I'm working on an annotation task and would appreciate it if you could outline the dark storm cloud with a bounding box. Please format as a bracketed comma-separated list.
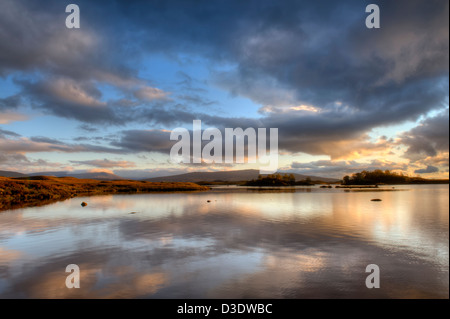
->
[399, 110, 449, 160]
[0, 0, 138, 82]
[0, 0, 172, 125]
[190, 111, 390, 158]
[108, 107, 401, 160]
[0, 0, 448, 160]
[93, 0, 447, 157]
[17, 78, 120, 124]
[414, 165, 439, 174]
[111, 126, 267, 160]
[111, 130, 175, 153]
[0, 95, 22, 111]
[16, 77, 191, 125]
[213, 0, 449, 114]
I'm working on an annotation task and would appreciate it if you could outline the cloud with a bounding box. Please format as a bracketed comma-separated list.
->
[0, 153, 28, 164]
[71, 159, 136, 168]
[0, 131, 130, 172]
[0, 128, 21, 138]
[109, 113, 392, 161]
[2, 0, 447, 127]
[133, 87, 170, 101]
[0, 0, 448, 175]
[399, 109, 449, 161]
[29, 136, 66, 145]
[0, 112, 28, 124]
[112, 130, 175, 153]
[194, 110, 394, 159]
[18, 77, 118, 124]
[418, 153, 449, 168]
[414, 165, 439, 174]
[0, 0, 174, 125]
[0, 0, 139, 83]
[0, 133, 124, 155]
[0, 152, 65, 172]
[77, 124, 99, 133]
[0, 95, 22, 111]
[16, 76, 181, 125]
[290, 159, 408, 178]
[86, 168, 115, 175]
[206, 0, 449, 136]
[111, 168, 185, 180]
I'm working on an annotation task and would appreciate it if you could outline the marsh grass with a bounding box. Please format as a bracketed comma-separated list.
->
[0, 176, 209, 211]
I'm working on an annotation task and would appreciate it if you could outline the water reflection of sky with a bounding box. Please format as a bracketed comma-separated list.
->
[0, 185, 448, 298]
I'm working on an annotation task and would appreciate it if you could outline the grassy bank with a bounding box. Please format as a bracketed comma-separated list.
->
[0, 176, 209, 211]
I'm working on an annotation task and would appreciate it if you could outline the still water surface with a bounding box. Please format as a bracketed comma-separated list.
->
[0, 185, 448, 298]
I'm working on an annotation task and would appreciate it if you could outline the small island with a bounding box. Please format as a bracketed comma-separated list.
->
[241, 170, 449, 187]
[243, 173, 315, 186]
[342, 170, 449, 185]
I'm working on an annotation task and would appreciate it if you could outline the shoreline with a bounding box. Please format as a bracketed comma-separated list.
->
[1, 176, 447, 212]
[0, 176, 209, 212]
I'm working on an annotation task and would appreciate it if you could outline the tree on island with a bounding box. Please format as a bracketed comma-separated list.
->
[341, 169, 447, 185]
[244, 173, 313, 186]
[342, 170, 409, 185]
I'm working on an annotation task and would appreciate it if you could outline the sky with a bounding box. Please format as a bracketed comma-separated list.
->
[0, 0, 448, 179]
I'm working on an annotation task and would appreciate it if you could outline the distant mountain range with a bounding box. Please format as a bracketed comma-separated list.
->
[0, 169, 339, 183]
[0, 170, 124, 181]
[0, 170, 27, 178]
[144, 169, 339, 183]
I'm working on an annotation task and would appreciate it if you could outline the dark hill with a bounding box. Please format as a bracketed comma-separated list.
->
[144, 169, 339, 183]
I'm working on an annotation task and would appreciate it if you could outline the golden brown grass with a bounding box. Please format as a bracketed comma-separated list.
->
[0, 176, 209, 211]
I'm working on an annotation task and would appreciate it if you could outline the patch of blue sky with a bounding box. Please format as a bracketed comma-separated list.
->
[96, 82, 124, 102]
[138, 53, 262, 119]
[0, 76, 20, 97]
[5, 115, 86, 140]
[368, 121, 418, 142]
[424, 105, 449, 119]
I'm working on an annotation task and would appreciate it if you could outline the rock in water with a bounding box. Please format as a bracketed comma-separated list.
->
[81, 202, 88, 207]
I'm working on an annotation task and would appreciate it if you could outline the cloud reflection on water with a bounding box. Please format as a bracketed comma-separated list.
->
[0, 185, 448, 298]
